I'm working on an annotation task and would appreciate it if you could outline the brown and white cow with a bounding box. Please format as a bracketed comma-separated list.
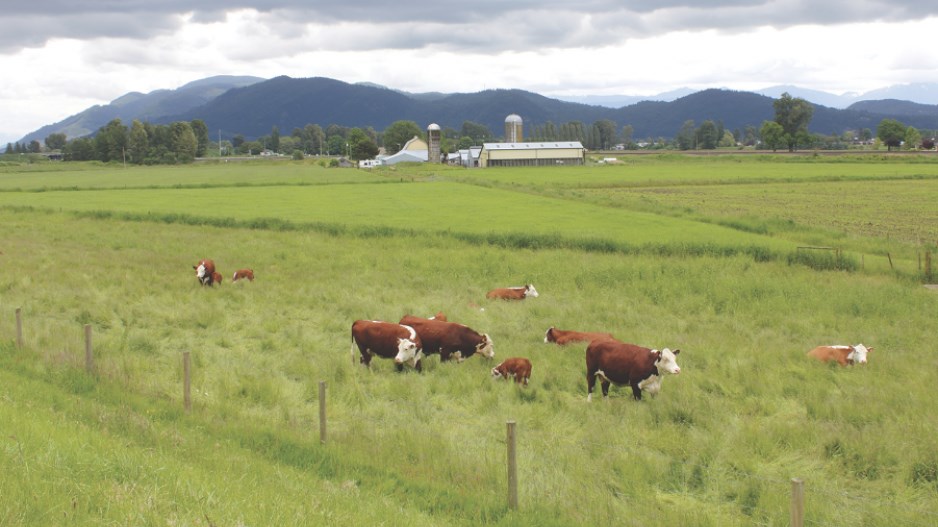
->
[232, 268, 254, 282]
[807, 344, 872, 366]
[544, 327, 615, 346]
[586, 339, 681, 401]
[211, 271, 223, 285]
[399, 315, 494, 362]
[351, 320, 423, 372]
[486, 284, 539, 300]
[193, 259, 216, 286]
[491, 357, 532, 386]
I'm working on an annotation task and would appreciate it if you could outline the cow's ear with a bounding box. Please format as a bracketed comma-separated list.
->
[867, 347, 873, 353]
[673, 349, 680, 355]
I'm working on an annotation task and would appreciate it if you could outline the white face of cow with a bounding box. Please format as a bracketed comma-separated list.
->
[476, 334, 495, 359]
[525, 284, 539, 298]
[850, 344, 871, 364]
[394, 338, 421, 366]
[196, 264, 207, 279]
[655, 348, 681, 375]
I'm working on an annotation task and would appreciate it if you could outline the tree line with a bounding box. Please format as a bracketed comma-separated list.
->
[7, 94, 937, 164]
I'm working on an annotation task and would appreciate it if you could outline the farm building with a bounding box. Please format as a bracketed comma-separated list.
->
[478, 142, 586, 167]
[359, 135, 428, 168]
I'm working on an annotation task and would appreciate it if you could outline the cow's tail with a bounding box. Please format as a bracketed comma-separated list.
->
[350, 333, 357, 366]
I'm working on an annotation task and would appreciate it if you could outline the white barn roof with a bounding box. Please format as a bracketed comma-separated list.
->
[482, 141, 584, 150]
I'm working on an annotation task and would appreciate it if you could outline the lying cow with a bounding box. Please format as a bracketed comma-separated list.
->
[351, 320, 423, 372]
[232, 268, 254, 282]
[486, 284, 539, 300]
[193, 259, 216, 286]
[491, 357, 532, 386]
[586, 339, 681, 401]
[544, 327, 614, 346]
[807, 344, 872, 366]
[399, 315, 494, 362]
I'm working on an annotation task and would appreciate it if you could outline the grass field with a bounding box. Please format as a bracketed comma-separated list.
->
[1, 154, 936, 526]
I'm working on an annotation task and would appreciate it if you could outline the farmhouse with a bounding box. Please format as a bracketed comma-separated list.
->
[478, 141, 586, 167]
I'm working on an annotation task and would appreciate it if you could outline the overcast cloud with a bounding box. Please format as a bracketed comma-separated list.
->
[3, 1, 938, 143]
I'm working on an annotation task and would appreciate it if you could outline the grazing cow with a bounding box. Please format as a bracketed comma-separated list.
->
[491, 357, 532, 386]
[486, 284, 539, 300]
[399, 315, 494, 362]
[807, 344, 872, 366]
[544, 327, 615, 346]
[351, 320, 423, 372]
[586, 339, 681, 401]
[193, 259, 215, 286]
[232, 268, 255, 282]
[211, 271, 223, 285]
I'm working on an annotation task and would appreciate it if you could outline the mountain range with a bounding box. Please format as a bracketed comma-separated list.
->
[18, 76, 938, 144]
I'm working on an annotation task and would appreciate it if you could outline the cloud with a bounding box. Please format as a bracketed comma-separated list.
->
[4, 1, 938, 54]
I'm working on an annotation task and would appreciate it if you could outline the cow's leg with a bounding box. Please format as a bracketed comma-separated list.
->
[415, 359, 422, 373]
[395, 362, 404, 373]
[600, 379, 611, 399]
[586, 371, 596, 401]
[360, 350, 372, 367]
[630, 382, 643, 400]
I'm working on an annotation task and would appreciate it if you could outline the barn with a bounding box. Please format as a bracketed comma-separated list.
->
[478, 141, 586, 168]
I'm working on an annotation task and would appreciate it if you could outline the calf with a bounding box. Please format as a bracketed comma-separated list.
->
[491, 357, 532, 386]
[351, 320, 423, 372]
[486, 284, 539, 300]
[193, 259, 215, 286]
[211, 271, 223, 285]
[586, 339, 681, 401]
[399, 315, 494, 362]
[232, 268, 254, 282]
[544, 327, 614, 346]
[807, 344, 872, 366]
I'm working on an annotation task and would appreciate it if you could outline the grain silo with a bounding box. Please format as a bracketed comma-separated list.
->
[505, 114, 523, 142]
[427, 123, 441, 163]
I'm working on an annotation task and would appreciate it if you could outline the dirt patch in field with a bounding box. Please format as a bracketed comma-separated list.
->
[925, 284, 938, 291]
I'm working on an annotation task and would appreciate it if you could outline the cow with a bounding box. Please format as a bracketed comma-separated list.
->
[807, 344, 872, 366]
[351, 320, 423, 372]
[486, 284, 539, 300]
[211, 271, 223, 285]
[429, 311, 447, 321]
[398, 315, 494, 363]
[232, 268, 254, 282]
[491, 357, 532, 386]
[544, 327, 615, 346]
[586, 339, 681, 401]
[193, 259, 215, 286]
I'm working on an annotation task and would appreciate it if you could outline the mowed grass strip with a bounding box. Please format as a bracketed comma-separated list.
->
[0, 180, 795, 250]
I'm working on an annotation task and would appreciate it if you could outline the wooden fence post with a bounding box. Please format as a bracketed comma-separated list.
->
[319, 380, 327, 445]
[887, 252, 894, 270]
[183, 351, 191, 411]
[790, 478, 804, 527]
[507, 420, 518, 510]
[84, 324, 95, 374]
[926, 251, 933, 283]
[15, 308, 23, 349]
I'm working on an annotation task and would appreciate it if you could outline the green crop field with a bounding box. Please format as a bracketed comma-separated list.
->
[1, 155, 936, 526]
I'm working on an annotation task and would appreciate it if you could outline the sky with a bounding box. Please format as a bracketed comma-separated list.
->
[3, 1, 938, 144]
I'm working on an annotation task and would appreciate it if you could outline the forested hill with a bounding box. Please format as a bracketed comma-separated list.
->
[21, 75, 938, 143]
[165, 77, 938, 140]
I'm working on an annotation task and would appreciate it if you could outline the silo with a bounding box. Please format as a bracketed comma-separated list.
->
[505, 114, 523, 143]
[427, 123, 441, 163]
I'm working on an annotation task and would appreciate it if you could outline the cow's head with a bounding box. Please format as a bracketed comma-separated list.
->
[476, 334, 495, 359]
[194, 263, 207, 279]
[491, 364, 505, 379]
[654, 348, 681, 375]
[524, 284, 539, 298]
[543, 327, 555, 343]
[394, 338, 422, 367]
[849, 344, 872, 365]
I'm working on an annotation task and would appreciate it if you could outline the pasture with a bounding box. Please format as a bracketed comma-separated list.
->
[1, 155, 937, 526]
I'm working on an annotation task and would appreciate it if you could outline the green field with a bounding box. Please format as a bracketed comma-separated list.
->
[1, 155, 936, 526]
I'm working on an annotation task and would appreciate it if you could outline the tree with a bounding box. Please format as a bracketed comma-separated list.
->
[4, 143, 12, 154]
[190, 119, 209, 157]
[904, 126, 922, 150]
[759, 121, 785, 152]
[460, 121, 492, 144]
[128, 120, 149, 164]
[170, 121, 198, 163]
[44, 133, 67, 151]
[28, 140, 41, 153]
[773, 92, 814, 152]
[348, 127, 378, 160]
[304, 124, 325, 155]
[593, 119, 618, 150]
[676, 120, 696, 150]
[620, 125, 634, 147]
[695, 120, 720, 149]
[95, 118, 128, 162]
[876, 118, 906, 151]
[268, 126, 281, 153]
[383, 120, 423, 153]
